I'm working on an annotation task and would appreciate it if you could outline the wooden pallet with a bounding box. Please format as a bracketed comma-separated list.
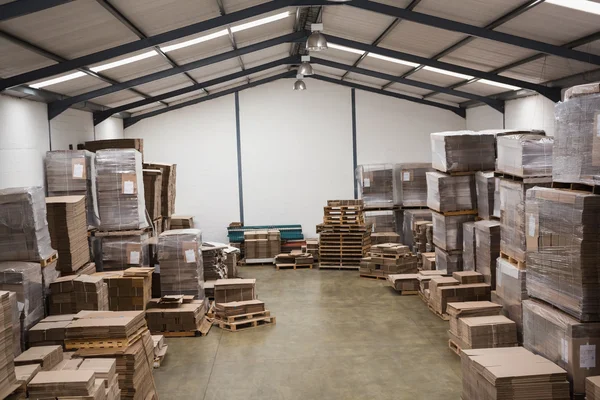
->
[399, 205, 428, 210]
[319, 264, 360, 270]
[394, 290, 419, 296]
[359, 273, 387, 280]
[431, 209, 479, 216]
[494, 171, 552, 184]
[40, 251, 58, 267]
[552, 181, 600, 194]
[92, 228, 151, 237]
[448, 339, 461, 356]
[418, 291, 428, 304]
[427, 304, 450, 321]
[65, 327, 146, 350]
[216, 310, 271, 323]
[217, 315, 276, 332]
[500, 251, 525, 269]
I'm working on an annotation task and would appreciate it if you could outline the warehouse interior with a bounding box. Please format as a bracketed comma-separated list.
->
[0, 0, 600, 399]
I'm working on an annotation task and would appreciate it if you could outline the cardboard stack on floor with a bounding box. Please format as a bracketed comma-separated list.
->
[146, 296, 208, 336]
[412, 219, 433, 267]
[45, 150, 100, 229]
[94, 149, 150, 273]
[362, 243, 417, 279]
[416, 270, 446, 303]
[370, 232, 400, 245]
[306, 238, 319, 262]
[94, 267, 153, 311]
[46, 196, 91, 275]
[356, 164, 400, 234]
[428, 272, 491, 319]
[143, 163, 176, 232]
[274, 249, 313, 270]
[48, 275, 109, 315]
[213, 279, 275, 332]
[201, 243, 228, 280]
[0, 290, 19, 398]
[66, 310, 156, 400]
[169, 215, 192, 230]
[244, 230, 280, 263]
[318, 200, 370, 269]
[402, 209, 432, 253]
[223, 246, 240, 278]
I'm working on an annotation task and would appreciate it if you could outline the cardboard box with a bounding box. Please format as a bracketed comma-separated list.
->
[144, 163, 176, 218]
[432, 211, 476, 252]
[431, 131, 496, 173]
[214, 279, 256, 304]
[497, 134, 553, 178]
[426, 171, 477, 213]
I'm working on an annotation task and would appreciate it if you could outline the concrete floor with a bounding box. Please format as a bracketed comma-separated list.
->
[154, 266, 462, 400]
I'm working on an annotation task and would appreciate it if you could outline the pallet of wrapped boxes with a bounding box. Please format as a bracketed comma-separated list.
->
[317, 200, 371, 270]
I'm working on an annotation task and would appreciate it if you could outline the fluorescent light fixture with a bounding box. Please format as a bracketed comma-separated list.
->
[231, 11, 290, 33]
[328, 42, 365, 55]
[546, 0, 600, 15]
[161, 29, 229, 53]
[91, 51, 158, 72]
[368, 53, 419, 68]
[422, 66, 473, 80]
[477, 79, 521, 91]
[30, 71, 87, 89]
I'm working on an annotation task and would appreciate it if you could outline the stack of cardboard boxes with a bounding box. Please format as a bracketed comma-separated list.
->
[94, 267, 154, 311]
[244, 230, 280, 262]
[360, 243, 417, 278]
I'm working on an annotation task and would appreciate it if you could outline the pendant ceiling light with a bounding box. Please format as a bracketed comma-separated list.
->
[293, 74, 306, 91]
[306, 23, 327, 51]
[297, 55, 313, 76]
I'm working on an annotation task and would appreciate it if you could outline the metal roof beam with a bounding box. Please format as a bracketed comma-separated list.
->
[323, 35, 560, 102]
[311, 74, 466, 118]
[0, 30, 167, 107]
[0, 0, 74, 22]
[95, 0, 201, 89]
[385, 0, 546, 85]
[0, 0, 340, 91]
[350, 0, 600, 66]
[311, 57, 504, 112]
[124, 71, 296, 128]
[423, 29, 600, 100]
[215, 0, 250, 84]
[48, 31, 308, 120]
[93, 56, 299, 125]
[340, 0, 422, 81]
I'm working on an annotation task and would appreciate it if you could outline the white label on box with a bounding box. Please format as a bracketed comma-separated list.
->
[502, 263, 520, 279]
[185, 249, 196, 263]
[123, 180, 135, 194]
[561, 338, 569, 363]
[129, 251, 140, 265]
[403, 171, 411, 182]
[363, 178, 370, 188]
[73, 163, 84, 179]
[528, 215, 536, 237]
[581, 344, 596, 369]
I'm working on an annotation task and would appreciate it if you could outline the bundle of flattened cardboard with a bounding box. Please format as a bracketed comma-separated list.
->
[0, 290, 18, 398]
[396, 163, 433, 208]
[474, 220, 500, 289]
[413, 220, 433, 261]
[426, 172, 477, 213]
[0, 186, 55, 262]
[143, 163, 176, 220]
[214, 300, 265, 320]
[429, 273, 491, 316]
[244, 230, 280, 260]
[386, 274, 419, 292]
[430, 131, 496, 173]
[417, 270, 446, 302]
[494, 257, 528, 343]
[370, 232, 400, 246]
[356, 164, 396, 208]
[364, 210, 399, 233]
[94, 267, 154, 311]
[369, 244, 418, 276]
[496, 134, 553, 178]
[447, 301, 502, 343]
[28, 314, 75, 348]
[99, 232, 150, 271]
[401, 209, 431, 251]
[45, 150, 100, 228]
[460, 347, 570, 400]
[434, 246, 462, 275]
[588, 376, 600, 400]
[454, 315, 518, 350]
[202, 243, 228, 281]
[95, 149, 147, 231]
[48, 275, 109, 315]
[214, 279, 256, 304]
[85, 138, 143, 156]
[525, 187, 600, 321]
[146, 296, 208, 334]
[67, 310, 156, 400]
[462, 222, 476, 271]
[46, 195, 90, 273]
[475, 171, 499, 220]
[158, 229, 204, 298]
[142, 169, 162, 222]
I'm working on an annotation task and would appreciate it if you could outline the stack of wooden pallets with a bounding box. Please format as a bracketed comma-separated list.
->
[317, 200, 371, 270]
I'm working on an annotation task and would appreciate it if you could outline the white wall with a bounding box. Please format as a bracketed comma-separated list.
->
[124, 79, 469, 241]
[466, 105, 503, 131]
[50, 108, 95, 150]
[95, 117, 124, 140]
[504, 95, 556, 136]
[0, 95, 49, 189]
[356, 90, 466, 164]
[240, 79, 355, 238]
[125, 94, 240, 243]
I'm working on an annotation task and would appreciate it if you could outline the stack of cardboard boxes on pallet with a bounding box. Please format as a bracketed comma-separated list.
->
[243, 230, 280, 263]
[317, 200, 371, 270]
[360, 243, 417, 280]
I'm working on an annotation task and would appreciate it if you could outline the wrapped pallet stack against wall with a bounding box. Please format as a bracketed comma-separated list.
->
[474, 220, 500, 289]
[98, 232, 150, 271]
[96, 149, 147, 231]
[158, 229, 204, 299]
[494, 257, 528, 343]
[396, 163, 433, 208]
[142, 169, 162, 233]
[143, 162, 176, 231]
[356, 164, 396, 209]
[475, 172, 499, 220]
[45, 150, 100, 228]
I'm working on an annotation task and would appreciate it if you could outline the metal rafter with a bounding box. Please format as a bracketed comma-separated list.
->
[424, 29, 600, 100]
[0, 0, 337, 91]
[311, 57, 505, 112]
[124, 71, 296, 128]
[323, 35, 560, 101]
[0, 30, 167, 107]
[94, 0, 201, 90]
[382, 0, 546, 90]
[215, 0, 250, 84]
[0, 0, 74, 22]
[48, 31, 308, 119]
[93, 56, 299, 125]
[350, 0, 600, 66]
[340, 0, 422, 81]
[311, 74, 465, 117]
